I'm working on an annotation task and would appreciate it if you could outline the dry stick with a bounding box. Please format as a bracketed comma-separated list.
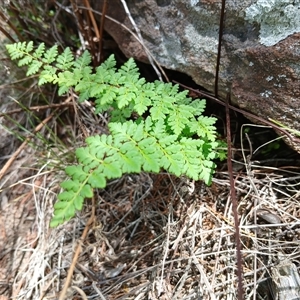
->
[215, 1, 243, 297]
[58, 92, 93, 300]
[215, 0, 226, 98]
[83, 0, 101, 65]
[58, 197, 96, 300]
[83, 0, 100, 39]
[0, 20, 16, 43]
[225, 93, 244, 300]
[0, 8, 23, 42]
[69, 0, 88, 51]
[173, 81, 298, 145]
[98, 0, 108, 63]
[0, 96, 72, 182]
[0, 102, 73, 118]
[75, 5, 169, 82]
[0, 75, 41, 89]
[119, 0, 164, 82]
[242, 129, 261, 300]
[85, 7, 96, 63]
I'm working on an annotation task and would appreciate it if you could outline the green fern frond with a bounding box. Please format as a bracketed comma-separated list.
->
[55, 47, 74, 70]
[42, 45, 58, 64]
[6, 41, 28, 60]
[27, 60, 43, 76]
[190, 115, 218, 142]
[33, 43, 45, 59]
[6, 41, 226, 227]
[73, 50, 92, 69]
[39, 65, 58, 85]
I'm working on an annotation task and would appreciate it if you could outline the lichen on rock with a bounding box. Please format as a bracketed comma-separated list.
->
[245, 0, 300, 46]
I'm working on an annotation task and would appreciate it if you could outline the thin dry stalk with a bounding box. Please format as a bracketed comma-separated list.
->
[0, 97, 72, 182]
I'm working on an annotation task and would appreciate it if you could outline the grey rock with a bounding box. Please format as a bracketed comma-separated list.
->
[98, 0, 300, 151]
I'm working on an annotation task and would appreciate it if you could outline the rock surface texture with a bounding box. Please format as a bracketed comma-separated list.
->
[100, 0, 300, 151]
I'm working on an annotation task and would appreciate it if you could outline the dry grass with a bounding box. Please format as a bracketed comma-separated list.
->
[1, 139, 300, 299]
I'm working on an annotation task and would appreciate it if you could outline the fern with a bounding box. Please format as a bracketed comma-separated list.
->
[6, 41, 226, 227]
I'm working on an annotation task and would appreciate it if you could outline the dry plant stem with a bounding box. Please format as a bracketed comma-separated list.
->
[243, 130, 260, 299]
[119, 0, 164, 82]
[226, 93, 244, 299]
[39, 275, 58, 300]
[174, 81, 298, 144]
[215, 0, 226, 98]
[0, 75, 41, 89]
[70, 286, 88, 300]
[92, 282, 107, 300]
[58, 196, 96, 300]
[8, 3, 29, 40]
[159, 209, 172, 294]
[0, 102, 73, 118]
[192, 253, 216, 300]
[75, 5, 169, 82]
[0, 22, 16, 43]
[82, 0, 101, 65]
[0, 96, 71, 182]
[0, 9, 22, 42]
[71, 91, 89, 140]
[83, 0, 100, 39]
[69, 0, 88, 50]
[98, 0, 108, 63]
[211, 198, 231, 288]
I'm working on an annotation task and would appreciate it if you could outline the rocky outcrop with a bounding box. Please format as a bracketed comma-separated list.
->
[99, 0, 300, 151]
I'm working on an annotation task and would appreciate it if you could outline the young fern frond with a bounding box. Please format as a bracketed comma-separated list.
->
[6, 41, 226, 227]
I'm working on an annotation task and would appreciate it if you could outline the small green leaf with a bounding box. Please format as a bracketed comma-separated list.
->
[80, 184, 93, 198]
[56, 47, 74, 70]
[26, 41, 33, 52]
[18, 55, 33, 66]
[88, 170, 106, 188]
[57, 190, 76, 202]
[27, 60, 43, 76]
[43, 45, 58, 63]
[33, 43, 45, 58]
[65, 165, 89, 181]
[60, 180, 80, 192]
[73, 50, 92, 69]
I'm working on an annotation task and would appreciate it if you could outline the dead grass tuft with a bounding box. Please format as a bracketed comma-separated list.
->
[2, 160, 300, 299]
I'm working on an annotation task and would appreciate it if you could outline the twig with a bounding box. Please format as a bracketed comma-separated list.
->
[215, 0, 226, 97]
[70, 286, 88, 300]
[0, 102, 73, 117]
[0, 97, 72, 182]
[242, 126, 263, 300]
[0, 20, 16, 43]
[159, 207, 172, 295]
[192, 252, 216, 300]
[0, 8, 22, 42]
[75, 5, 169, 82]
[119, 0, 163, 81]
[92, 282, 107, 300]
[83, 0, 100, 40]
[58, 196, 96, 300]
[173, 81, 298, 144]
[69, 0, 88, 50]
[225, 93, 244, 299]
[82, 0, 102, 65]
[98, 0, 108, 63]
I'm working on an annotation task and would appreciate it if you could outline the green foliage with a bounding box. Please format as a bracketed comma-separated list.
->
[6, 41, 226, 227]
